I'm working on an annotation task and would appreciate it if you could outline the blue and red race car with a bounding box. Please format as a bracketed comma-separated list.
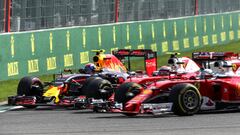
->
[7, 49, 158, 109]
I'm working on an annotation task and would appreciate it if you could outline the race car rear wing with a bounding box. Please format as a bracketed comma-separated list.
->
[192, 52, 239, 60]
[112, 49, 157, 76]
[192, 52, 239, 68]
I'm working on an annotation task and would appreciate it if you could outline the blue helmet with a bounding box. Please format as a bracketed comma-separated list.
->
[84, 63, 96, 74]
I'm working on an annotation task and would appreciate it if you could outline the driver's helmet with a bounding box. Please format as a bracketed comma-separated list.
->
[212, 61, 234, 76]
[84, 63, 96, 74]
[167, 54, 178, 66]
[212, 61, 224, 74]
[168, 56, 185, 72]
[158, 66, 171, 76]
[213, 61, 224, 68]
[93, 51, 105, 68]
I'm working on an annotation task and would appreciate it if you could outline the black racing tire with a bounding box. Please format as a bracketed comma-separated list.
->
[80, 77, 101, 93]
[83, 77, 102, 87]
[114, 82, 142, 104]
[122, 113, 138, 117]
[83, 78, 113, 99]
[17, 76, 43, 96]
[170, 83, 201, 116]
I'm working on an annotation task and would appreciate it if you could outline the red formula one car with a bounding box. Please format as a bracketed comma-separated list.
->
[90, 52, 201, 111]
[112, 52, 240, 116]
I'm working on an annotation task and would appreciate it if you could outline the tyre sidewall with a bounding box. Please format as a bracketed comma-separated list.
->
[84, 78, 112, 99]
[171, 83, 201, 116]
[114, 82, 142, 104]
[17, 76, 43, 96]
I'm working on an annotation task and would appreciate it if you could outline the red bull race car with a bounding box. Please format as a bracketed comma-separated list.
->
[111, 52, 240, 116]
[7, 49, 157, 109]
[74, 49, 159, 109]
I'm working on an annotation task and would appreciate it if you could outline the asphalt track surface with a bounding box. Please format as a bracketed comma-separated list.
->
[1, 106, 240, 135]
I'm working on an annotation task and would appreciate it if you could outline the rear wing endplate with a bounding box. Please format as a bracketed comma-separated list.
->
[112, 49, 157, 76]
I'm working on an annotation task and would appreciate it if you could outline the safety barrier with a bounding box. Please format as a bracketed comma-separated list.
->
[0, 11, 240, 81]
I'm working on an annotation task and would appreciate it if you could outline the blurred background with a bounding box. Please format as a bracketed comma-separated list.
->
[1, 0, 240, 32]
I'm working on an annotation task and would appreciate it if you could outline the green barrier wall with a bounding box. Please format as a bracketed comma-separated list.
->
[1, 12, 240, 81]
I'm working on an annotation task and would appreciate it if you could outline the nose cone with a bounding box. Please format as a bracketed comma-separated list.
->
[124, 102, 139, 112]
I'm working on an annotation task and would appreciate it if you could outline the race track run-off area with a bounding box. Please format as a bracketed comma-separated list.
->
[1, 106, 240, 135]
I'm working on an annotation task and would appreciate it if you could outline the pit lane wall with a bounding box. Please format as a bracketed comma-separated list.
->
[0, 11, 240, 81]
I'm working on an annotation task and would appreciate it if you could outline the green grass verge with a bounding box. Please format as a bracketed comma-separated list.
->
[0, 75, 53, 102]
[1, 41, 240, 102]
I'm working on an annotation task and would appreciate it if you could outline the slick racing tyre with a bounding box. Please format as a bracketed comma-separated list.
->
[17, 76, 43, 96]
[83, 78, 113, 100]
[114, 82, 142, 104]
[122, 113, 138, 117]
[83, 77, 102, 87]
[170, 83, 201, 116]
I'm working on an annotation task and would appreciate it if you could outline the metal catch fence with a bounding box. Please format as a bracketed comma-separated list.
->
[1, 0, 240, 32]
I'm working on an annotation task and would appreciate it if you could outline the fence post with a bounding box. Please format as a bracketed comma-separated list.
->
[195, 0, 199, 15]
[115, 0, 119, 22]
[4, 0, 11, 32]
[3, 0, 6, 32]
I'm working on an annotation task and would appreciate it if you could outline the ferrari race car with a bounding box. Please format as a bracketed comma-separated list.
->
[7, 49, 157, 109]
[111, 52, 240, 116]
[192, 52, 240, 76]
[90, 52, 202, 112]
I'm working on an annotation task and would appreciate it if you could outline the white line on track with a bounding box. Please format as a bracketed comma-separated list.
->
[0, 106, 24, 113]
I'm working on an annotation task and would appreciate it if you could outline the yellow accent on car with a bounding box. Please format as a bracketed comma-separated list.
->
[142, 89, 153, 95]
[43, 87, 60, 103]
[232, 64, 237, 71]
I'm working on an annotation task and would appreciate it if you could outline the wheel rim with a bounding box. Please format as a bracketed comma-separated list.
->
[182, 90, 199, 110]
[31, 82, 43, 96]
[102, 85, 111, 89]
[128, 86, 141, 95]
[99, 85, 112, 99]
[32, 82, 42, 88]
[101, 85, 112, 94]
[32, 82, 43, 91]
